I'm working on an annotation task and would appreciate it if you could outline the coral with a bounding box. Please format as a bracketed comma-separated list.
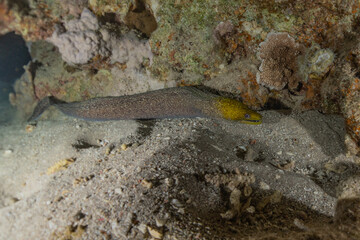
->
[257, 32, 303, 91]
[256, 34, 335, 111]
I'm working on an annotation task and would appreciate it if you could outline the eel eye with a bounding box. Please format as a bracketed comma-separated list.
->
[244, 113, 250, 119]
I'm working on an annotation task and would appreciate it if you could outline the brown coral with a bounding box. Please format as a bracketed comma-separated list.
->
[257, 32, 303, 91]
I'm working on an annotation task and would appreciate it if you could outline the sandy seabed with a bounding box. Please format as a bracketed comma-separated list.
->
[0, 110, 359, 239]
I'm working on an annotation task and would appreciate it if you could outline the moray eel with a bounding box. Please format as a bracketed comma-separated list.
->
[28, 87, 262, 124]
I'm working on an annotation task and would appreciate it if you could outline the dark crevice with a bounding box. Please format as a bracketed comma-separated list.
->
[72, 140, 100, 151]
[135, 119, 156, 141]
[263, 97, 291, 110]
[125, 0, 157, 37]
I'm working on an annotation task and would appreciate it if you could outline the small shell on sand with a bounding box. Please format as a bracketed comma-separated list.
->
[25, 124, 36, 133]
[141, 179, 153, 189]
[121, 143, 128, 151]
[3, 149, 13, 157]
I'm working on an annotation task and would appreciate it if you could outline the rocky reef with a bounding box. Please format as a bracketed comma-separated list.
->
[2, 1, 359, 147]
[3, 0, 358, 150]
[1, 0, 360, 236]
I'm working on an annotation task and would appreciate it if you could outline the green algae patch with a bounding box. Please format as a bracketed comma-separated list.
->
[149, 0, 240, 84]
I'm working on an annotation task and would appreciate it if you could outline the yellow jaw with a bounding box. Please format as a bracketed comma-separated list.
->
[215, 97, 262, 124]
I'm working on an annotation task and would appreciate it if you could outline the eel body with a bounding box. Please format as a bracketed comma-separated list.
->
[28, 87, 262, 124]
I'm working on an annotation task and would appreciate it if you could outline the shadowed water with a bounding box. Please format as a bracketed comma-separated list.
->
[0, 32, 31, 124]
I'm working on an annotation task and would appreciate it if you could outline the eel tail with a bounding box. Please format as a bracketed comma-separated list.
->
[27, 97, 55, 122]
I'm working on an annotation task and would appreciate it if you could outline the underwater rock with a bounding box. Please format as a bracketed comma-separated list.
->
[88, 0, 131, 19]
[320, 31, 360, 151]
[48, 8, 107, 65]
[109, 31, 153, 70]
[213, 21, 247, 63]
[48, 8, 152, 68]
[3, 0, 360, 153]
[0, 1, 55, 41]
[213, 21, 235, 45]
[59, 0, 88, 17]
[149, 1, 230, 83]
[307, 49, 335, 79]
[342, 75, 360, 149]
[299, 45, 335, 81]
[9, 61, 38, 119]
[125, 0, 157, 37]
[342, 39, 360, 148]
